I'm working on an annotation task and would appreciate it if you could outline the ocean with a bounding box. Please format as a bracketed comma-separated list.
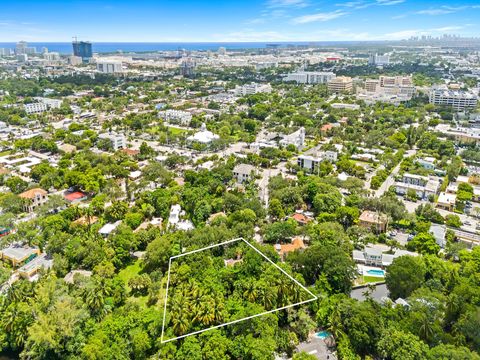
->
[0, 41, 365, 54]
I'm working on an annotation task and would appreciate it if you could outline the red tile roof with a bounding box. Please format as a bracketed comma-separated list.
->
[19, 188, 47, 199]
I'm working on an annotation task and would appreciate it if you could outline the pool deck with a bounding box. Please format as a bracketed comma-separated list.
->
[357, 264, 385, 277]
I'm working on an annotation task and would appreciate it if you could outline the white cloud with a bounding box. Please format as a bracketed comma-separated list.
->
[336, 0, 404, 10]
[376, 0, 405, 5]
[267, 0, 308, 8]
[415, 9, 455, 15]
[292, 10, 348, 24]
[245, 18, 267, 25]
[415, 5, 478, 16]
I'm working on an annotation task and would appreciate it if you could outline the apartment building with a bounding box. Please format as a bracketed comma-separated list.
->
[368, 53, 390, 66]
[394, 173, 440, 200]
[24, 97, 62, 114]
[159, 109, 192, 126]
[429, 86, 478, 110]
[96, 61, 123, 74]
[327, 76, 353, 93]
[233, 82, 272, 96]
[297, 151, 338, 173]
[98, 132, 126, 150]
[284, 71, 336, 84]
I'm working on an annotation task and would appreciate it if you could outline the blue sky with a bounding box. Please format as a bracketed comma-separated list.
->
[0, 0, 479, 42]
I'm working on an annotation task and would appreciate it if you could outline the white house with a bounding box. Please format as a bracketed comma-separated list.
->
[233, 164, 256, 184]
[98, 132, 126, 150]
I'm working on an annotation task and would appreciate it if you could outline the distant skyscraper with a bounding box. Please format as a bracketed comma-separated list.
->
[180, 58, 196, 77]
[15, 41, 28, 55]
[72, 39, 92, 63]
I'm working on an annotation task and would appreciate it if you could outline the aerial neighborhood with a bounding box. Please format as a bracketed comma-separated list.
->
[0, 35, 480, 359]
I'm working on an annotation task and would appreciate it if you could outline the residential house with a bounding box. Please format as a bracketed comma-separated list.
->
[353, 246, 418, 267]
[290, 211, 313, 226]
[279, 127, 305, 150]
[437, 192, 457, 211]
[98, 220, 122, 236]
[359, 210, 388, 233]
[233, 164, 256, 184]
[17, 253, 53, 280]
[430, 223, 447, 248]
[275, 237, 306, 259]
[19, 188, 48, 212]
[0, 243, 40, 267]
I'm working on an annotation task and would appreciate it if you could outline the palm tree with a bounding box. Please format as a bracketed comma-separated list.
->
[172, 312, 190, 336]
[85, 285, 105, 314]
[258, 286, 276, 310]
[170, 297, 191, 335]
[189, 289, 204, 313]
[276, 277, 292, 306]
[418, 313, 434, 343]
[212, 294, 225, 323]
[289, 281, 303, 303]
[243, 281, 258, 302]
[328, 306, 344, 339]
[196, 298, 216, 326]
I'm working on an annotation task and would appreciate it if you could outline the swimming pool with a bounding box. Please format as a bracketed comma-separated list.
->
[315, 330, 331, 339]
[366, 269, 385, 277]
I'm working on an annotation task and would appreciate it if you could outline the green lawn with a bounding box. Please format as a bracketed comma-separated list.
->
[362, 275, 385, 284]
[117, 259, 143, 292]
[354, 275, 385, 286]
[167, 126, 188, 135]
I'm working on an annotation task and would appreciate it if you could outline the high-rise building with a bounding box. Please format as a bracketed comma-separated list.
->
[96, 61, 122, 74]
[72, 40, 92, 63]
[0, 48, 11, 57]
[68, 55, 83, 66]
[180, 58, 196, 77]
[16, 54, 28, 63]
[283, 71, 336, 84]
[15, 41, 28, 55]
[369, 53, 390, 66]
[429, 86, 478, 110]
[328, 76, 353, 93]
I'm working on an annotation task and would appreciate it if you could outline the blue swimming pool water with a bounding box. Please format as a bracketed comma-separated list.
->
[315, 330, 331, 339]
[366, 269, 385, 277]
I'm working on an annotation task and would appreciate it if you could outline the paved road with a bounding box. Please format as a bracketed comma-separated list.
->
[256, 167, 280, 207]
[374, 149, 417, 198]
[374, 162, 401, 198]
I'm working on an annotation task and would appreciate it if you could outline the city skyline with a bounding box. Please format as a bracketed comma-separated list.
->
[1, 0, 480, 42]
